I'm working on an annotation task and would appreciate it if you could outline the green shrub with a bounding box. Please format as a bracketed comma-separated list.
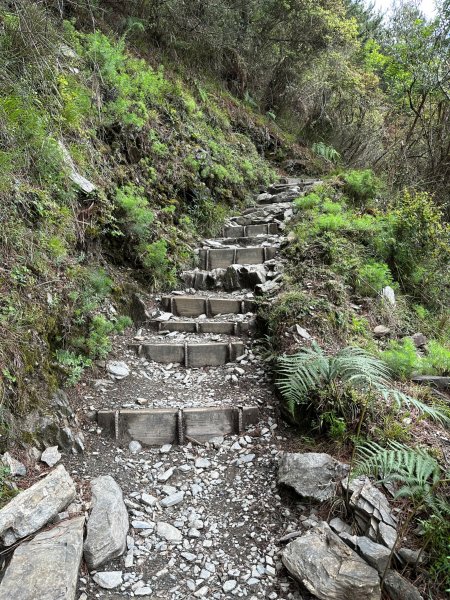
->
[342, 169, 382, 204]
[314, 213, 347, 232]
[355, 260, 393, 297]
[381, 338, 418, 380]
[141, 240, 176, 288]
[115, 185, 154, 240]
[294, 193, 320, 210]
[421, 341, 450, 376]
[322, 199, 342, 214]
[56, 349, 92, 386]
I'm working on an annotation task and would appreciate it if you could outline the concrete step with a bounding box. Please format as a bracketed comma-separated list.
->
[198, 246, 277, 269]
[222, 223, 279, 237]
[203, 235, 278, 248]
[161, 295, 256, 316]
[148, 319, 254, 335]
[98, 406, 259, 445]
[130, 340, 245, 367]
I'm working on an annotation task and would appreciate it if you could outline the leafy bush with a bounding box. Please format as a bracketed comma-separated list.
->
[355, 260, 393, 297]
[314, 213, 347, 232]
[56, 349, 92, 386]
[381, 338, 418, 380]
[294, 193, 321, 210]
[141, 240, 176, 288]
[322, 199, 342, 214]
[342, 169, 382, 205]
[115, 185, 154, 240]
[421, 341, 450, 376]
[312, 142, 341, 163]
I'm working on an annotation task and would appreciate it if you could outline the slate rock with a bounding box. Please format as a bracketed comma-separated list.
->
[398, 547, 424, 566]
[84, 475, 129, 569]
[411, 332, 427, 347]
[282, 522, 380, 600]
[278, 452, 349, 502]
[355, 536, 391, 574]
[0, 464, 76, 545]
[106, 360, 130, 379]
[383, 570, 424, 600]
[0, 516, 84, 600]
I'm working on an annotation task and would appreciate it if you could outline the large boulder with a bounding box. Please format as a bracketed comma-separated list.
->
[84, 475, 129, 569]
[383, 570, 424, 600]
[0, 516, 84, 600]
[282, 522, 381, 600]
[278, 452, 349, 502]
[0, 465, 76, 546]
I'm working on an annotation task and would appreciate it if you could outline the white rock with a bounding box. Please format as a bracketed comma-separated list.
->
[93, 571, 123, 590]
[160, 492, 184, 508]
[223, 580, 237, 592]
[106, 361, 130, 379]
[160, 444, 172, 454]
[156, 522, 182, 543]
[129, 440, 142, 454]
[41, 446, 61, 467]
[1, 453, 26, 476]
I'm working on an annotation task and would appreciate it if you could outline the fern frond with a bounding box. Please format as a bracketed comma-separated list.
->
[354, 440, 442, 501]
[381, 388, 449, 425]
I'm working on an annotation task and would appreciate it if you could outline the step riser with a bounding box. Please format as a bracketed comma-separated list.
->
[98, 406, 259, 445]
[222, 223, 279, 237]
[149, 320, 253, 335]
[205, 236, 277, 247]
[130, 341, 245, 367]
[181, 266, 268, 292]
[198, 247, 276, 269]
[161, 296, 256, 317]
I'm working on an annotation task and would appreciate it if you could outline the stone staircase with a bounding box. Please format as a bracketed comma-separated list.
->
[98, 176, 318, 445]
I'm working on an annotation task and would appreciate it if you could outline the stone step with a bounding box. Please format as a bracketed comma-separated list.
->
[182, 263, 271, 291]
[161, 295, 256, 316]
[148, 319, 254, 335]
[129, 341, 245, 367]
[198, 246, 277, 269]
[222, 223, 279, 237]
[98, 406, 259, 445]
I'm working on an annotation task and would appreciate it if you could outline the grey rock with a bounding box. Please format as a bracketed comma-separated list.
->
[295, 325, 311, 340]
[0, 516, 84, 600]
[84, 475, 129, 570]
[92, 571, 123, 590]
[107, 360, 130, 379]
[411, 332, 427, 347]
[0, 465, 76, 545]
[329, 517, 351, 535]
[130, 293, 150, 325]
[378, 521, 397, 549]
[131, 520, 153, 530]
[356, 536, 391, 574]
[223, 580, 237, 592]
[195, 458, 211, 469]
[373, 325, 390, 337]
[141, 493, 158, 507]
[51, 389, 74, 419]
[383, 570, 423, 600]
[282, 522, 380, 600]
[40, 445, 61, 467]
[398, 547, 424, 566]
[1, 452, 26, 476]
[278, 452, 349, 502]
[160, 491, 184, 508]
[129, 440, 142, 454]
[411, 375, 450, 392]
[156, 521, 182, 543]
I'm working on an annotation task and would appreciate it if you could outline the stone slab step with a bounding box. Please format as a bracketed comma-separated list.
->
[97, 406, 260, 445]
[148, 320, 254, 335]
[223, 223, 279, 237]
[198, 246, 277, 269]
[181, 264, 269, 292]
[161, 296, 256, 316]
[130, 341, 245, 366]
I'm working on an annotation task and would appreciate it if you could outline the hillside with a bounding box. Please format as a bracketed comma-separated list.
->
[0, 1, 449, 599]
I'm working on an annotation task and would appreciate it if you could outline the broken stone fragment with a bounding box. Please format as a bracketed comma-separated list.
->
[383, 570, 424, 600]
[1, 452, 26, 476]
[0, 465, 76, 546]
[84, 475, 129, 570]
[0, 516, 84, 600]
[40, 445, 61, 467]
[282, 521, 381, 600]
[278, 452, 349, 502]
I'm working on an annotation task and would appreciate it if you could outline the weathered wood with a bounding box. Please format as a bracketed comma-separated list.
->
[184, 407, 237, 441]
[119, 409, 178, 445]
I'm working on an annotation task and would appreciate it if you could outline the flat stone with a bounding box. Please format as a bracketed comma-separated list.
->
[141, 493, 158, 507]
[373, 325, 390, 337]
[156, 521, 182, 543]
[356, 536, 391, 574]
[398, 547, 424, 565]
[106, 361, 130, 379]
[84, 475, 129, 570]
[278, 453, 349, 502]
[160, 444, 172, 453]
[381, 286, 396, 306]
[383, 570, 423, 600]
[195, 458, 211, 469]
[329, 517, 351, 535]
[1, 452, 26, 476]
[129, 440, 142, 454]
[378, 521, 397, 549]
[135, 587, 152, 596]
[93, 571, 123, 590]
[0, 516, 84, 600]
[282, 522, 380, 600]
[160, 491, 184, 508]
[223, 580, 237, 592]
[40, 446, 61, 467]
[0, 465, 76, 545]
